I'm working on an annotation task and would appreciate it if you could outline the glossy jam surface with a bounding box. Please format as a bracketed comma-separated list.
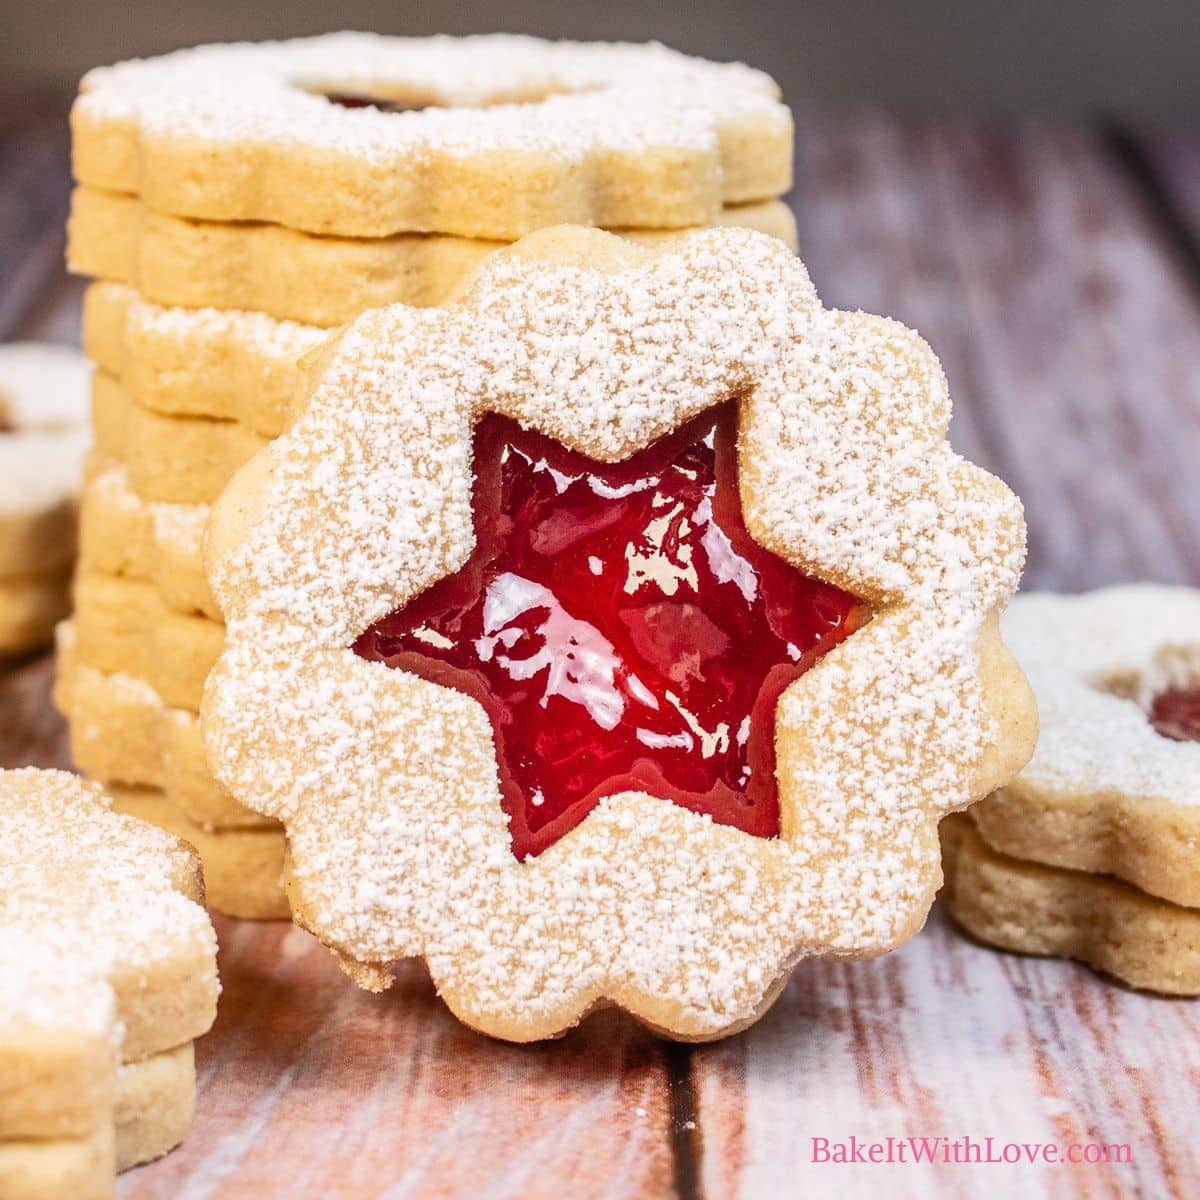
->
[1149, 689, 1200, 742]
[354, 403, 866, 859]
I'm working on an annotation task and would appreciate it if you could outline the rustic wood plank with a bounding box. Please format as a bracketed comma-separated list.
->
[0, 99, 72, 341]
[0, 99, 76, 769]
[694, 906, 1199, 1200]
[118, 920, 678, 1200]
[792, 116, 1200, 589]
[0, 655, 69, 769]
[1135, 123, 1200, 248]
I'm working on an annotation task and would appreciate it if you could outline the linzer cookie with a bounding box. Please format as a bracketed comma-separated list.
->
[83, 283, 325, 439]
[69, 189, 797, 328]
[79, 458, 218, 620]
[972, 586, 1200, 906]
[0, 344, 90, 656]
[55, 622, 270, 831]
[942, 815, 1200, 996]
[943, 586, 1200, 994]
[72, 34, 793, 239]
[90, 371, 267, 506]
[202, 227, 1036, 1041]
[0, 769, 218, 1197]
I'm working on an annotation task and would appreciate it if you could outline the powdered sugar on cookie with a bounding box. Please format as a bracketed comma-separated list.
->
[203, 227, 1032, 1040]
[73, 34, 793, 239]
[0, 769, 217, 1044]
[0, 343, 90, 519]
[1002, 587, 1200, 801]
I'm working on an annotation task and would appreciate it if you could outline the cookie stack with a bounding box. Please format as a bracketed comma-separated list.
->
[56, 33, 799, 918]
[944, 586, 1200, 995]
[0, 770, 218, 1199]
[0, 346, 89, 658]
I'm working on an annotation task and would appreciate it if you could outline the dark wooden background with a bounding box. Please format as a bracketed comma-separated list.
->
[1, 94, 1198, 1197]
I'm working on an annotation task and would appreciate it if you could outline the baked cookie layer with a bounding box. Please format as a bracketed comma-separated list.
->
[84, 283, 323, 439]
[114, 1042, 195, 1172]
[943, 814, 1200, 996]
[80, 456, 217, 619]
[0, 571, 73, 658]
[92, 369, 266, 506]
[972, 586, 1200, 908]
[56, 624, 268, 831]
[0, 343, 90, 580]
[69, 186, 798, 327]
[0, 768, 218, 1168]
[108, 784, 289, 920]
[73, 34, 792, 239]
[73, 572, 222, 712]
[0, 1126, 112, 1200]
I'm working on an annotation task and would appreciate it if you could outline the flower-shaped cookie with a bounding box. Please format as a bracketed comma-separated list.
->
[73, 34, 792, 240]
[971, 585, 1200, 907]
[0, 769, 218, 1196]
[203, 227, 1036, 1041]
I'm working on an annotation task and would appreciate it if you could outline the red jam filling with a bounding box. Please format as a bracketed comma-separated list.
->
[1149, 689, 1200, 742]
[354, 402, 866, 860]
[322, 92, 429, 113]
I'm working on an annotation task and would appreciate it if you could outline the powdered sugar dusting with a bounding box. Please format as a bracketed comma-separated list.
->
[203, 227, 1025, 1037]
[79, 34, 780, 161]
[0, 343, 91, 515]
[73, 35, 791, 238]
[90, 457, 209, 559]
[1002, 586, 1200, 803]
[0, 769, 217, 1043]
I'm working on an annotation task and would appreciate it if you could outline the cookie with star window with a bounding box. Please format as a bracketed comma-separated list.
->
[202, 225, 1037, 1041]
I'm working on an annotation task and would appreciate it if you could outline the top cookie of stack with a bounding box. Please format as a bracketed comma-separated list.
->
[59, 33, 798, 919]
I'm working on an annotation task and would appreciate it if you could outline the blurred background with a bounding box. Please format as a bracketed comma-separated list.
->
[2, 0, 1199, 113]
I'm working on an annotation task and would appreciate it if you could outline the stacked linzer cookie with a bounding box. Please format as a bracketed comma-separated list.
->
[944, 586, 1200, 995]
[0, 770, 218, 1198]
[0, 346, 89, 658]
[56, 33, 798, 919]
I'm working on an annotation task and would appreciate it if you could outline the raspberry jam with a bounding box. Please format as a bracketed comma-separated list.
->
[1149, 690, 1200, 742]
[354, 403, 866, 859]
[322, 93, 428, 113]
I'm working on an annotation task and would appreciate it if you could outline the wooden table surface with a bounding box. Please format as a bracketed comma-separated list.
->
[2, 99, 1199, 1199]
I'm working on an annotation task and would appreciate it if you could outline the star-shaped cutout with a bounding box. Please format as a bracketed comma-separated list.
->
[354, 401, 867, 858]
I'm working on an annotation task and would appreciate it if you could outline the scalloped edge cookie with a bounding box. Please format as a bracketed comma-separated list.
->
[72, 34, 793, 240]
[84, 283, 324, 439]
[942, 814, 1200, 996]
[0, 1043, 194, 1198]
[203, 226, 1036, 1041]
[92, 370, 266, 506]
[80, 456, 217, 620]
[107, 784, 289, 920]
[0, 344, 91, 581]
[0, 768, 218, 1179]
[73, 573, 221, 712]
[69, 186, 798, 328]
[55, 622, 265, 831]
[971, 586, 1200, 908]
